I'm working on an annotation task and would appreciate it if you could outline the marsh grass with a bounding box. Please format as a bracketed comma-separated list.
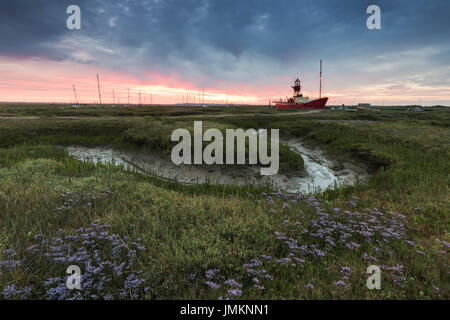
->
[0, 104, 448, 299]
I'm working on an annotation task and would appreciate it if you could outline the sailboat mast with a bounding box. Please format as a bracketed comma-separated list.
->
[97, 74, 102, 105]
[73, 84, 78, 104]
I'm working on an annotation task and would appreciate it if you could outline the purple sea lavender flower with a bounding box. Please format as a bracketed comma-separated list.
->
[282, 203, 291, 210]
[347, 201, 357, 207]
[20, 285, 33, 299]
[325, 237, 336, 247]
[224, 279, 243, 288]
[304, 283, 315, 290]
[123, 274, 146, 291]
[227, 288, 243, 297]
[439, 240, 450, 248]
[393, 276, 406, 286]
[205, 268, 221, 279]
[404, 240, 417, 247]
[312, 248, 326, 258]
[345, 241, 361, 251]
[293, 257, 305, 263]
[45, 283, 69, 300]
[26, 244, 39, 254]
[390, 264, 404, 273]
[243, 258, 263, 268]
[2, 284, 20, 299]
[362, 252, 378, 262]
[286, 239, 299, 251]
[276, 257, 291, 264]
[246, 268, 258, 275]
[262, 274, 274, 280]
[2, 249, 17, 258]
[335, 280, 348, 288]
[44, 277, 62, 286]
[205, 281, 221, 290]
[340, 266, 352, 275]
[0, 259, 23, 271]
[188, 272, 197, 280]
[274, 232, 287, 240]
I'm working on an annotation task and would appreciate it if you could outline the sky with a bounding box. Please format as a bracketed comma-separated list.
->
[0, 0, 449, 105]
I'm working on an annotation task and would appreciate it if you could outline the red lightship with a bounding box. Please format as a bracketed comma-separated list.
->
[274, 60, 328, 109]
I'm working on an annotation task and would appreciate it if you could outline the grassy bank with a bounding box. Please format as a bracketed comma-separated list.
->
[0, 105, 448, 299]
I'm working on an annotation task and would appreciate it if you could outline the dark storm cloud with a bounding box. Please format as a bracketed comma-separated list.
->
[0, 1, 67, 59]
[0, 0, 449, 83]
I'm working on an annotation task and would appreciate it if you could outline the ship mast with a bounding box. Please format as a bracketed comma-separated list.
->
[319, 59, 322, 99]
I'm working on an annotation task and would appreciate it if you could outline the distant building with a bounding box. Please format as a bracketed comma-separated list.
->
[358, 103, 371, 108]
[408, 106, 424, 112]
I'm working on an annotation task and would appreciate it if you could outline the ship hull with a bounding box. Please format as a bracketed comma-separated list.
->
[275, 97, 328, 110]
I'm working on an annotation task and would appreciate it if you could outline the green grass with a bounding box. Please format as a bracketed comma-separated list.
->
[0, 103, 277, 118]
[0, 104, 448, 300]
